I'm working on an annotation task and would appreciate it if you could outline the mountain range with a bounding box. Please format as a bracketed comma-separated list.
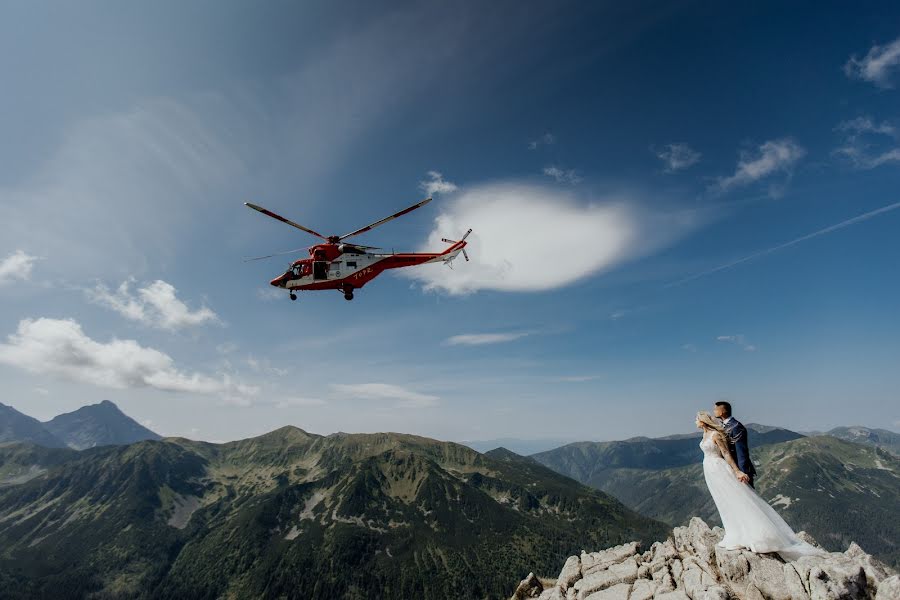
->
[1, 402, 897, 597]
[0, 426, 667, 599]
[0, 400, 160, 450]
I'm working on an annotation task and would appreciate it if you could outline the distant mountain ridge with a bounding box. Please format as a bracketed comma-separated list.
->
[0, 403, 66, 448]
[529, 424, 804, 486]
[0, 401, 160, 450]
[822, 426, 900, 456]
[0, 426, 667, 600]
[44, 400, 160, 450]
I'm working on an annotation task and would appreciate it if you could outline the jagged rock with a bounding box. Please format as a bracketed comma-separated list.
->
[584, 582, 632, 600]
[556, 555, 582, 594]
[515, 518, 897, 600]
[845, 542, 892, 591]
[797, 531, 821, 548]
[782, 563, 811, 600]
[875, 575, 900, 600]
[653, 592, 690, 600]
[696, 585, 729, 600]
[574, 558, 639, 599]
[580, 542, 640, 577]
[629, 579, 657, 600]
[514, 572, 543, 599]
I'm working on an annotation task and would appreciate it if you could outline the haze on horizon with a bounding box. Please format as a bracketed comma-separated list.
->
[1, 1, 899, 444]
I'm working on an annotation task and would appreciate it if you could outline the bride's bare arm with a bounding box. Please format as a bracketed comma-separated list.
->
[713, 433, 749, 482]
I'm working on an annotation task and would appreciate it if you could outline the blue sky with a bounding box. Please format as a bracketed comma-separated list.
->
[1, 1, 899, 443]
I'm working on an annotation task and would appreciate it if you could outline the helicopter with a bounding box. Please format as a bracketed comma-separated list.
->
[244, 198, 471, 301]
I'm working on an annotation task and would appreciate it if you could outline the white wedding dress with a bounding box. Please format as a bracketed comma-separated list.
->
[700, 434, 823, 560]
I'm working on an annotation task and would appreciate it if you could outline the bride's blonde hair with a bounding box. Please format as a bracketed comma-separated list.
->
[696, 410, 726, 434]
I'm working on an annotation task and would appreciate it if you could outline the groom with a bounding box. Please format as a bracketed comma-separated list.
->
[714, 401, 756, 487]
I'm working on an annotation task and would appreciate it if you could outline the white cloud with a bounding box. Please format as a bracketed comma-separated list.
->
[543, 166, 583, 184]
[33, 387, 50, 396]
[274, 397, 326, 408]
[844, 36, 900, 88]
[405, 181, 701, 294]
[528, 132, 556, 150]
[654, 143, 701, 173]
[716, 335, 756, 352]
[0, 318, 257, 397]
[87, 279, 219, 330]
[0, 250, 39, 285]
[714, 139, 805, 193]
[246, 355, 289, 376]
[419, 171, 458, 196]
[257, 287, 286, 302]
[836, 116, 896, 137]
[444, 332, 531, 346]
[833, 116, 900, 170]
[331, 382, 439, 408]
[682, 343, 697, 353]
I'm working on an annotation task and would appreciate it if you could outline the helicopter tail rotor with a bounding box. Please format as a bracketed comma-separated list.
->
[440, 229, 472, 267]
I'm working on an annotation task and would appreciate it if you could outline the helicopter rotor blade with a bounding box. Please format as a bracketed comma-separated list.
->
[341, 243, 382, 250]
[242, 247, 310, 262]
[462, 249, 469, 262]
[245, 203, 328, 240]
[337, 198, 432, 241]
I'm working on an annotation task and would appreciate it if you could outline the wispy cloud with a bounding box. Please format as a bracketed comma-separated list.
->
[0, 317, 256, 397]
[274, 397, 326, 408]
[716, 335, 756, 352]
[257, 287, 286, 302]
[543, 166, 583, 184]
[844, 36, 900, 88]
[246, 355, 289, 376]
[0, 250, 39, 285]
[87, 279, 219, 331]
[550, 374, 603, 383]
[419, 170, 458, 196]
[331, 382, 439, 408]
[713, 138, 805, 194]
[668, 201, 900, 287]
[528, 132, 556, 150]
[444, 331, 531, 346]
[833, 116, 900, 170]
[654, 143, 701, 173]
[406, 181, 701, 294]
[682, 343, 697, 353]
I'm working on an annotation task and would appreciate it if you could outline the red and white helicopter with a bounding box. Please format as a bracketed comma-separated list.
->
[244, 198, 470, 301]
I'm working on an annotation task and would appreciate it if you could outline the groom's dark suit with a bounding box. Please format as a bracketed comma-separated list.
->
[724, 418, 756, 488]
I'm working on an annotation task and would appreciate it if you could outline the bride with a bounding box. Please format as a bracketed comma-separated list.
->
[696, 411, 823, 560]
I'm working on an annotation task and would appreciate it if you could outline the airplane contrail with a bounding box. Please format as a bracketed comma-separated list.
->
[667, 201, 900, 287]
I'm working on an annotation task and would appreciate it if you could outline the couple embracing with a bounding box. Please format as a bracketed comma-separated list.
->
[695, 401, 822, 561]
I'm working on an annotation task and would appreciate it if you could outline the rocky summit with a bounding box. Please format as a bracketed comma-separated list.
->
[513, 518, 898, 600]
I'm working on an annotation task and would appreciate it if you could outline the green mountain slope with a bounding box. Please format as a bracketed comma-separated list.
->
[44, 400, 161, 450]
[0, 427, 668, 599]
[540, 436, 900, 568]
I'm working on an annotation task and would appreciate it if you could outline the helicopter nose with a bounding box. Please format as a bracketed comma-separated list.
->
[270, 275, 285, 287]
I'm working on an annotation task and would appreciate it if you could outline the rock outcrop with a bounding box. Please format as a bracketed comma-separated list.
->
[514, 518, 897, 600]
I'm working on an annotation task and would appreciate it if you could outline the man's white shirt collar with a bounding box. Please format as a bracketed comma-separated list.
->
[723, 416, 735, 426]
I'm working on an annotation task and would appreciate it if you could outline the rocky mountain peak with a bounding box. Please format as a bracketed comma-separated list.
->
[514, 518, 898, 600]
